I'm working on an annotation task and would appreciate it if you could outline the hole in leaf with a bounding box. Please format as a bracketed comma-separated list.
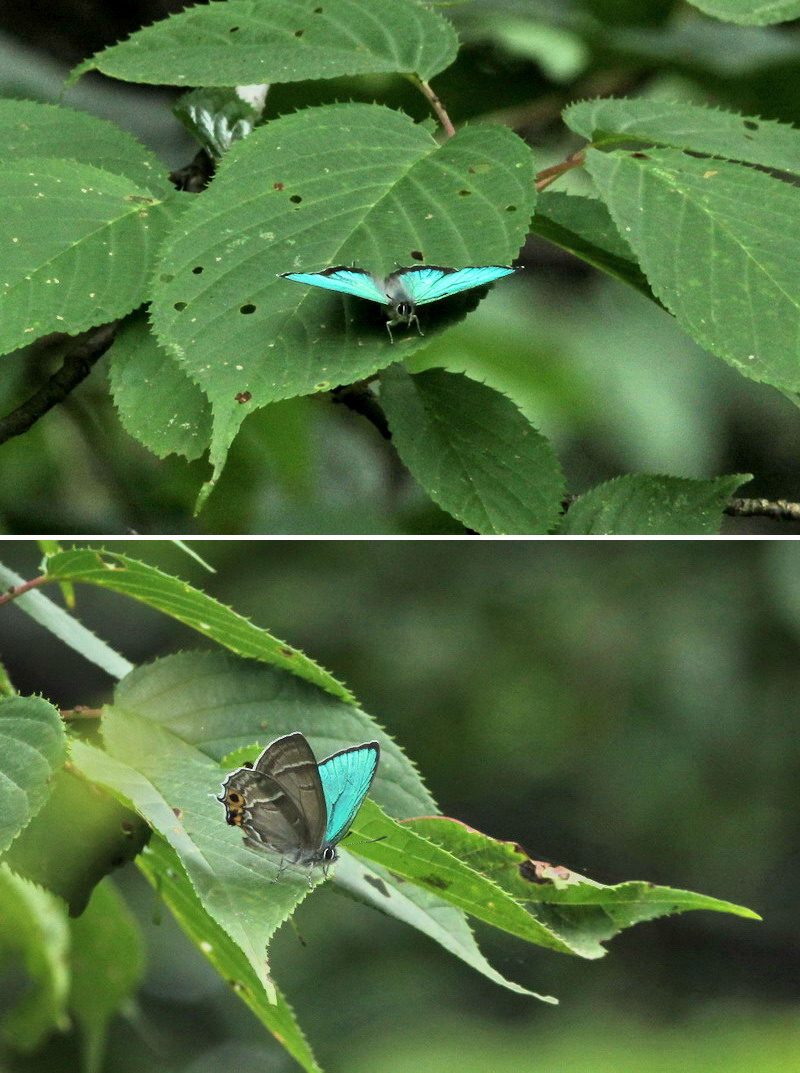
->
[192, 265, 204, 274]
[289, 194, 302, 204]
[744, 120, 758, 130]
[229, 26, 239, 32]
[410, 250, 424, 261]
[505, 204, 517, 212]
[235, 391, 252, 403]
[294, 28, 305, 36]
[313, 5, 323, 11]
[240, 303, 256, 314]
[458, 189, 471, 196]
[174, 301, 187, 311]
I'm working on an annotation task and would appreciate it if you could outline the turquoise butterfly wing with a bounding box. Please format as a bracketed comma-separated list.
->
[280, 267, 388, 304]
[317, 741, 380, 846]
[390, 265, 516, 305]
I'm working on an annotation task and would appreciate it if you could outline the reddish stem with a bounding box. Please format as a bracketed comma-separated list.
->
[0, 575, 48, 606]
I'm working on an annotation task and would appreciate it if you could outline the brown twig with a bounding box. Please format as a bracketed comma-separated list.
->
[60, 706, 104, 721]
[561, 493, 800, 524]
[0, 321, 120, 445]
[535, 149, 587, 192]
[724, 497, 800, 522]
[412, 77, 456, 139]
[0, 575, 48, 606]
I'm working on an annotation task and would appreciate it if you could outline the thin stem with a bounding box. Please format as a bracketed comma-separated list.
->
[535, 149, 586, 192]
[60, 706, 104, 721]
[412, 77, 456, 139]
[0, 321, 120, 445]
[0, 575, 48, 606]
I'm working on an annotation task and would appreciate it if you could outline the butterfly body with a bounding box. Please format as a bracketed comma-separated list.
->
[280, 264, 516, 340]
[219, 732, 379, 874]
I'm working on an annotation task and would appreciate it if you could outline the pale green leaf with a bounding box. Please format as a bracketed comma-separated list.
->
[108, 313, 212, 461]
[4, 767, 149, 916]
[560, 473, 751, 535]
[582, 147, 800, 393]
[380, 365, 564, 534]
[0, 865, 70, 1050]
[0, 695, 66, 856]
[149, 103, 535, 481]
[0, 97, 172, 194]
[69, 650, 435, 1009]
[0, 561, 132, 681]
[0, 157, 187, 356]
[137, 835, 322, 1073]
[332, 852, 554, 1001]
[686, 0, 800, 24]
[564, 97, 800, 175]
[70, 0, 459, 86]
[43, 548, 354, 703]
[69, 879, 145, 1073]
[408, 816, 760, 960]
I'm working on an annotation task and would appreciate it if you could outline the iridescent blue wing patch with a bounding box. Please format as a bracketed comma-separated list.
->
[280, 267, 388, 304]
[390, 265, 516, 305]
[317, 741, 380, 847]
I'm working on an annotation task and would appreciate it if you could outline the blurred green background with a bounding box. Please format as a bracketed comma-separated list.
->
[3, 1, 800, 532]
[0, 538, 797, 1071]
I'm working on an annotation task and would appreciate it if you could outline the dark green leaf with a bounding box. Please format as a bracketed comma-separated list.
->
[108, 313, 213, 461]
[0, 157, 186, 355]
[583, 147, 800, 393]
[560, 472, 751, 535]
[149, 102, 535, 482]
[70, 0, 459, 86]
[380, 365, 564, 534]
[531, 191, 655, 300]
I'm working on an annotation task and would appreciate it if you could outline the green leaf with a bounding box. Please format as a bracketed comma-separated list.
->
[350, 800, 575, 958]
[686, 0, 800, 25]
[564, 97, 800, 175]
[108, 313, 212, 461]
[69, 650, 436, 1008]
[70, 0, 459, 86]
[332, 851, 554, 1000]
[582, 147, 800, 393]
[149, 103, 535, 482]
[0, 864, 70, 1050]
[531, 191, 655, 300]
[174, 87, 261, 159]
[43, 548, 354, 703]
[137, 835, 322, 1073]
[380, 365, 564, 534]
[408, 817, 761, 951]
[0, 695, 66, 856]
[0, 158, 186, 356]
[68, 879, 145, 1073]
[0, 661, 15, 698]
[0, 560, 133, 681]
[4, 766, 149, 916]
[559, 473, 751, 535]
[0, 98, 172, 194]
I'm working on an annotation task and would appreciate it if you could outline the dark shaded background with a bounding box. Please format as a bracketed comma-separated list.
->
[2, 2, 800, 532]
[0, 538, 797, 1071]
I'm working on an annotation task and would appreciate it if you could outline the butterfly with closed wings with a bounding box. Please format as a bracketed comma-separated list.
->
[219, 732, 380, 879]
[280, 264, 516, 340]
